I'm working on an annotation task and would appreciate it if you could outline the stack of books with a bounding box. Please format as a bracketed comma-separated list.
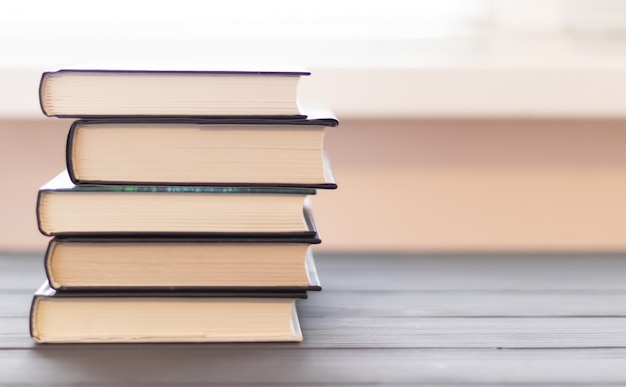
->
[30, 68, 338, 343]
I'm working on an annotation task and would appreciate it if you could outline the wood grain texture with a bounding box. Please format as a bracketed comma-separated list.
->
[2, 252, 626, 385]
[3, 348, 626, 385]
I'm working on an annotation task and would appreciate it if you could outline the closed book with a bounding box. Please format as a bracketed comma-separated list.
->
[44, 236, 322, 291]
[30, 282, 306, 343]
[39, 67, 309, 118]
[66, 114, 338, 188]
[36, 171, 316, 237]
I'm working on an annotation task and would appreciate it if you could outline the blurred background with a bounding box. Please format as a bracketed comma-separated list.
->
[4, 0, 626, 253]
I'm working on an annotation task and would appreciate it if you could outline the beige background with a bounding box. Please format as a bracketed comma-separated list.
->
[6, 1, 626, 253]
[4, 117, 626, 253]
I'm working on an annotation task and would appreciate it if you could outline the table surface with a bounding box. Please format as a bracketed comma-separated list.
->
[2, 251, 626, 385]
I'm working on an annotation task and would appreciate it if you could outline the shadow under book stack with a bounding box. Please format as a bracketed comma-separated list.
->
[30, 68, 338, 343]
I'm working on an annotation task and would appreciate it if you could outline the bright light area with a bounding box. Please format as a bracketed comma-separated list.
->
[0, 0, 490, 68]
[4, 0, 626, 117]
[0, 0, 489, 40]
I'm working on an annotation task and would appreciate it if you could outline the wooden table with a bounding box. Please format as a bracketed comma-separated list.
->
[2, 252, 626, 385]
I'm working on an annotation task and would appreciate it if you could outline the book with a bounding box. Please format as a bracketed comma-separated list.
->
[39, 68, 309, 118]
[36, 171, 317, 236]
[30, 282, 306, 343]
[65, 114, 338, 187]
[44, 236, 322, 291]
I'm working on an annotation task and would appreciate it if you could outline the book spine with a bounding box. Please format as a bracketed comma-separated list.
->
[35, 190, 51, 237]
[29, 296, 40, 342]
[44, 239, 59, 289]
[66, 121, 80, 184]
[38, 72, 51, 117]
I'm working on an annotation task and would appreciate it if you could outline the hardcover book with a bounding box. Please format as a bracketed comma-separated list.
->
[39, 68, 309, 118]
[65, 114, 338, 187]
[44, 236, 322, 291]
[37, 171, 317, 236]
[30, 282, 306, 343]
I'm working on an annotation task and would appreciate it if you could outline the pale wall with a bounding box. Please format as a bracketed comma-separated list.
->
[3, 118, 626, 253]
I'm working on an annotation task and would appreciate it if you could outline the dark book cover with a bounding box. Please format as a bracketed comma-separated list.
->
[33, 280, 310, 299]
[66, 110, 338, 127]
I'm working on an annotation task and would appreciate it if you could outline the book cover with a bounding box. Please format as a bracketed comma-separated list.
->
[36, 171, 317, 237]
[40, 68, 310, 118]
[30, 281, 307, 343]
[44, 235, 323, 292]
[65, 112, 339, 188]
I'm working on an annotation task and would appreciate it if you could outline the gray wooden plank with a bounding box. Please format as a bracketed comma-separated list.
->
[4, 252, 626, 385]
[317, 252, 626, 291]
[4, 315, 626, 349]
[301, 291, 626, 318]
[6, 291, 626, 319]
[1, 347, 626, 385]
[0, 253, 45, 291]
[1, 292, 32, 318]
[300, 316, 626, 348]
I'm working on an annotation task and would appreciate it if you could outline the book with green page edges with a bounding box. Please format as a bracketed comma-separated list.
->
[36, 171, 316, 237]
